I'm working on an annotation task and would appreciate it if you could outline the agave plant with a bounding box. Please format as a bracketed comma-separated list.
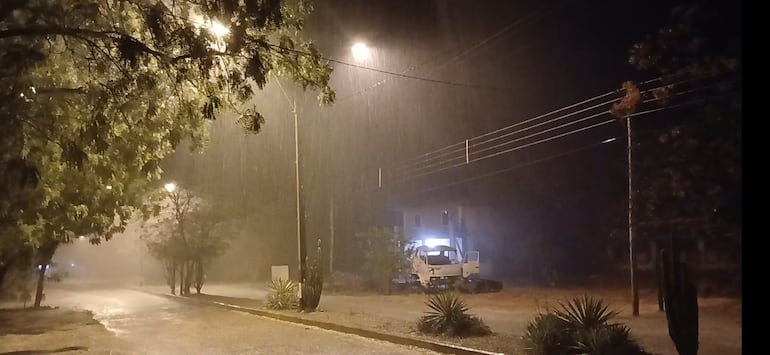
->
[520, 313, 571, 355]
[573, 323, 649, 355]
[554, 295, 619, 330]
[417, 293, 491, 337]
[266, 278, 298, 310]
[521, 296, 650, 355]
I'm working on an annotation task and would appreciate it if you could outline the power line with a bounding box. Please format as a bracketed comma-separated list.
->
[270, 44, 514, 91]
[388, 90, 739, 186]
[336, 89, 739, 207]
[392, 79, 666, 175]
[392, 76, 727, 176]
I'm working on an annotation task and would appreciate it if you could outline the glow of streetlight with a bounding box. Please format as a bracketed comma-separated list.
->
[209, 20, 230, 38]
[164, 183, 176, 193]
[106, 185, 113, 190]
[351, 42, 371, 62]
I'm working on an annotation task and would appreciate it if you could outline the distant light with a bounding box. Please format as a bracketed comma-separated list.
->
[71, 263, 75, 267]
[106, 185, 113, 190]
[424, 238, 450, 248]
[602, 137, 617, 144]
[37, 265, 42, 270]
[30, 86, 36, 94]
[351, 42, 371, 62]
[209, 20, 230, 38]
[164, 183, 176, 192]
[19, 92, 25, 98]
[78, 236, 85, 240]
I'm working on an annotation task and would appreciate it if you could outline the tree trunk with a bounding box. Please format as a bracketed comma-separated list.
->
[184, 260, 193, 295]
[33, 264, 46, 307]
[33, 242, 58, 308]
[194, 260, 204, 294]
[169, 260, 176, 295]
[178, 262, 185, 296]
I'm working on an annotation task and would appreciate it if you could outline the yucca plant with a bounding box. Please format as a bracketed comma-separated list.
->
[521, 296, 651, 355]
[554, 295, 619, 330]
[520, 313, 571, 355]
[417, 293, 491, 337]
[266, 278, 299, 310]
[573, 323, 649, 355]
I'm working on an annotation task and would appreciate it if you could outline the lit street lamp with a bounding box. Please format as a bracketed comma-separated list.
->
[208, 20, 230, 38]
[164, 182, 177, 193]
[351, 42, 371, 62]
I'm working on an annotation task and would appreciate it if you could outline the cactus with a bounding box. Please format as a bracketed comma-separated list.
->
[301, 238, 324, 312]
[660, 236, 699, 355]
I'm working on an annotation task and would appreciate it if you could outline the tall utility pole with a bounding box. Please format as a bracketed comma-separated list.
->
[276, 77, 306, 309]
[627, 116, 639, 316]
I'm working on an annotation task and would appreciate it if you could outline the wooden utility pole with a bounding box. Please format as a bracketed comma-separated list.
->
[627, 116, 639, 316]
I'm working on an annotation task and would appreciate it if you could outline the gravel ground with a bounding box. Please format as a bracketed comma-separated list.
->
[172, 283, 741, 355]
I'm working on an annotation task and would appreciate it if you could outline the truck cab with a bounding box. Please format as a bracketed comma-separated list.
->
[410, 245, 480, 288]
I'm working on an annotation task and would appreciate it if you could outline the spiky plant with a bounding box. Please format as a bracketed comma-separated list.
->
[521, 296, 651, 355]
[573, 323, 650, 355]
[520, 313, 571, 355]
[554, 295, 619, 330]
[266, 278, 298, 310]
[417, 293, 491, 337]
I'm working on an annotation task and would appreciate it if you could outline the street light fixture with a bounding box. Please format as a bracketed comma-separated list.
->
[351, 42, 371, 62]
[208, 20, 230, 38]
[164, 183, 177, 193]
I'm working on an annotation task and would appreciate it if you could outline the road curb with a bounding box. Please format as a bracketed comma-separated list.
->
[142, 290, 504, 355]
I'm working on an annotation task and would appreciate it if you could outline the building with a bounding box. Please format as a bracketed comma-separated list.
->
[395, 201, 512, 279]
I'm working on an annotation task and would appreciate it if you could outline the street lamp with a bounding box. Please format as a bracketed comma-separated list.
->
[164, 183, 177, 193]
[351, 42, 371, 62]
[208, 20, 230, 38]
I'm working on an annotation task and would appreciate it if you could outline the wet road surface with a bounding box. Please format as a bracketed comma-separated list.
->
[44, 285, 435, 354]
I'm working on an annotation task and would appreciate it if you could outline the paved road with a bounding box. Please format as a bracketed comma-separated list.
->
[44, 284, 435, 355]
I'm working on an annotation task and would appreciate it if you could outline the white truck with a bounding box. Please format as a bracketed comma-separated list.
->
[404, 244, 498, 292]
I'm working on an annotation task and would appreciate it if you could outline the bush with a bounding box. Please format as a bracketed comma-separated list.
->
[521, 295, 649, 355]
[416, 293, 491, 337]
[520, 313, 572, 355]
[266, 278, 298, 310]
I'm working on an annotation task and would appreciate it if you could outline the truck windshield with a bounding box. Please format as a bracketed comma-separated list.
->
[425, 250, 457, 265]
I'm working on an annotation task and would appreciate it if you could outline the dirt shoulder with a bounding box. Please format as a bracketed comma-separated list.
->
[0, 305, 130, 354]
[187, 284, 741, 355]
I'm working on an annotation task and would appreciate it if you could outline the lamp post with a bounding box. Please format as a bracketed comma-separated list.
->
[274, 78, 306, 309]
[272, 41, 373, 309]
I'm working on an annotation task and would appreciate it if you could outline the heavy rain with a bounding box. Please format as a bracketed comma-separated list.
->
[1, 1, 741, 354]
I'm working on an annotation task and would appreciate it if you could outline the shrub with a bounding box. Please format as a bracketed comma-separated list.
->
[554, 295, 619, 330]
[520, 313, 572, 355]
[266, 278, 298, 310]
[574, 323, 649, 355]
[417, 293, 491, 337]
[521, 295, 650, 355]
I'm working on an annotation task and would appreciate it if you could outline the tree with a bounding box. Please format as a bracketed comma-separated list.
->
[355, 227, 413, 293]
[608, 2, 741, 319]
[611, 0, 741, 278]
[0, 0, 334, 302]
[142, 188, 232, 295]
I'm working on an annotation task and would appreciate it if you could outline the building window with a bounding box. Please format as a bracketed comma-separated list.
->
[442, 210, 449, 225]
[414, 215, 421, 227]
